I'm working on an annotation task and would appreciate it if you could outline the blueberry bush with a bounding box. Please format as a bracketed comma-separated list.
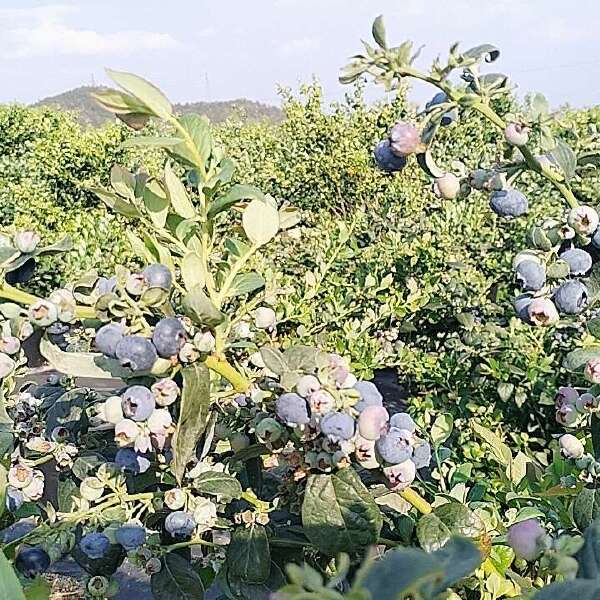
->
[2, 13, 600, 600]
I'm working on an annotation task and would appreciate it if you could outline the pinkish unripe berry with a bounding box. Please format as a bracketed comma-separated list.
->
[585, 358, 600, 384]
[358, 405, 390, 441]
[389, 121, 421, 157]
[383, 459, 416, 491]
[504, 122, 529, 146]
[506, 518, 546, 561]
[559, 434, 584, 459]
[433, 173, 460, 200]
[527, 298, 559, 327]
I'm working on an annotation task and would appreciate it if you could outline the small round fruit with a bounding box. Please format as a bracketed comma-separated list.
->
[373, 140, 407, 173]
[559, 248, 592, 276]
[115, 335, 158, 372]
[353, 381, 383, 412]
[275, 393, 310, 426]
[554, 280, 588, 315]
[296, 375, 321, 397]
[559, 434, 584, 459]
[358, 405, 390, 440]
[152, 318, 187, 358]
[319, 412, 355, 442]
[115, 448, 151, 474]
[514, 294, 533, 322]
[506, 519, 546, 561]
[94, 323, 125, 357]
[14, 231, 40, 254]
[489, 188, 528, 218]
[389, 121, 421, 157]
[15, 547, 50, 578]
[121, 386, 155, 422]
[515, 260, 546, 291]
[254, 307, 276, 329]
[383, 460, 416, 491]
[165, 511, 195, 539]
[433, 173, 460, 200]
[79, 532, 111, 559]
[375, 428, 413, 465]
[527, 297, 559, 326]
[389, 412, 416, 432]
[116, 524, 147, 551]
[142, 263, 173, 290]
[568, 205, 599, 236]
[504, 122, 529, 146]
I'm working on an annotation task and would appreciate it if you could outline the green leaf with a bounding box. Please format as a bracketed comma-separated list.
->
[430, 413, 453, 446]
[92, 88, 152, 115]
[23, 578, 51, 600]
[181, 285, 225, 327]
[110, 165, 136, 198]
[372, 15, 387, 48]
[181, 252, 205, 291]
[259, 346, 289, 375]
[589, 318, 600, 340]
[533, 581, 600, 599]
[90, 186, 141, 219]
[106, 69, 173, 120]
[40, 337, 132, 379]
[0, 463, 7, 520]
[575, 488, 600, 531]
[547, 260, 570, 279]
[227, 524, 271, 584]
[462, 44, 500, 63]
[416, 150, 445, 178]
[242, 199, 280, 247]
[57, 479, 78, 513]
[283, 345, 327, 372]
[143, 179, 169, 228]
[564, 347, 600, 372]
[361, 537, 481, 600]
[151, 553, 205, 600]
[228, 272, 265, 297]
[472, 422, 512, 467]
[193, 471, 242, 502]
[0, 550, 26, 600]
[550, 139, 578, 181]
[301, 467, 383, 556]
[164, 163, 196, 219]
[168, 113, 212, 169]
[208, 184, 266, 220]
[121, 136, 182, 148]
[172, 363, 211, 484]
[417, 503, 485, 552]
[576, 518, 600, 578]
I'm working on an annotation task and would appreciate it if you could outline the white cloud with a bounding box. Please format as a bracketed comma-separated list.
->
[279, 37, 320, 56]
[0, 3, 180, 59]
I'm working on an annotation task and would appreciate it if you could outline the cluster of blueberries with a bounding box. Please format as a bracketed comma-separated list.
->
[260, 354, 431, 491]
[513, 205, 600, 326]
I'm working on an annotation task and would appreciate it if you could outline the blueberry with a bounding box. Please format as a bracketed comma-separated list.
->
[389, 412, 416, 432]
[319, 412, 355, 442]
[560, 248, 593, 276]
[358, 406, 389, 440]
[353, 381, 383, 412]
[114, 448, 151, 474]
[276, 393, 310, 425]
[121, 386, 155, 421]
[6, 487, 24, 511]
[95, 276, 117, 296]
[514, 294, 533, 322]
[165, 511, 195, 539]
[79, 532, 111, 559]
[388, 121, 420, 157]
[115, 525, 147, 550]
[554, 280, 588, 314]
[412, 441, 432, 469]
[506, 519, 546, 561]
[515, 260, 546, 291]
[152, 318, 186, 359]
[95, 323, 125, 358]
[15, 547, 50, 578]
[593, 228, 600, 249]
[425, 92, 456, 126]
[115, 335, 158, 372]
[373, 140, 407, 173]
[142, 264, 173, 290]
[489, 189, 528, 218]
[375, 428, 413, 465]
[5, 258, 36, 284]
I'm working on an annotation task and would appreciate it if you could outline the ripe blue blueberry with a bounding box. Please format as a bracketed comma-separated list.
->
[560, 248, 593, 276]
[95, 276, 117, 296]
[15, 547, 50, 578]
[514, 294, 533, 322]
[152, 317, 187, 358]
[6, 487, 24, 511]
[115, 448, 151, 474]
[115, 524, 147, 550]
[165, 511, 195, 539]
[425, 92, 456, 126]
[142, 264, 173, 290]
[489, 189, 528, 218]
[373, 140, 407, 173]
[95, 323, 125, 358]
[389, 412, 416, 432]
[375, 427, 413, 465]
[593, 227, 600, 249]
[121, 386, 155, 422]
[79, 532, 111, 559]
[115, 335, 158, 372]
[320, 412, 355, 442]
[354, 381, 383, 412]
[276, 393, 310, 425]
[515, 260, 546, 291]
[554, 280, 589, 314]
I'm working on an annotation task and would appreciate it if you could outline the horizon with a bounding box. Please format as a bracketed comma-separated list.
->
[1, 1, 600, 110]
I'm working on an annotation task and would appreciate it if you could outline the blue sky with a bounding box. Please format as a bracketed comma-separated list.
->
[1, 0, 599, 108]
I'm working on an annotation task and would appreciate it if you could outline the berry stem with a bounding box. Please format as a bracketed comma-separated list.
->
[0, 282, 96, 320]
[399, 487, 432, 514]
[162, 537, 218, 553]
[204, 354, 250, 393]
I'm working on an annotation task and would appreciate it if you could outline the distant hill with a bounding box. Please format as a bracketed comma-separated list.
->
[32, 86, 283, 127]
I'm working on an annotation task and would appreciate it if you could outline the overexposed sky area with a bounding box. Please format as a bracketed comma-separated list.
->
[1, 0, 599, 108]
